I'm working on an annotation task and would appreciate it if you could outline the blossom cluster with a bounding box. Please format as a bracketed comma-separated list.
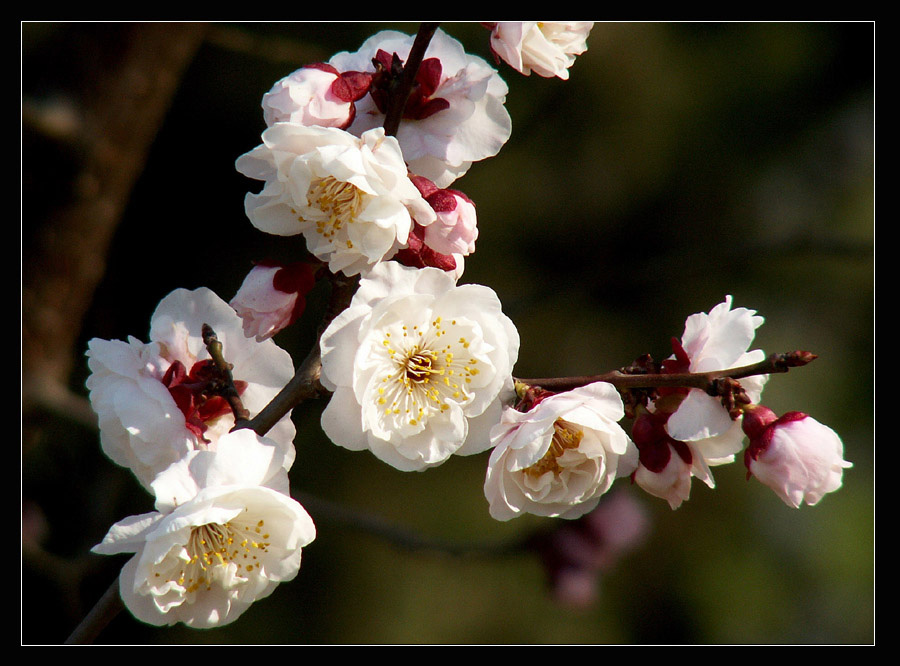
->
[87, 288, 315, 628]
[83, 23, 852, 633]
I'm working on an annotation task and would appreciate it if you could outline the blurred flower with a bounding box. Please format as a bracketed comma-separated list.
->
[236, 124, 435, 276]
[742, 405, 852, 507]
[92, 430, 315, 628]
[484, 382, 638, 521]
[532, 490, 650, 608]
[319, 261, 519, 471]
[230, 260, 317, 341]
[329, 29, 512, 187]
[86, 288, 296, 489]
[488, 22, 594, 80]
[262, 63, 372, 129]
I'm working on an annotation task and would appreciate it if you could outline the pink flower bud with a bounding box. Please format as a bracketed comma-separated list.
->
[230, 261, 317, 341]
[262, 64, 370, 130]
[742, 407, 852, 508]
[631, 409, 695, 509]
[410, 175, 478, 257]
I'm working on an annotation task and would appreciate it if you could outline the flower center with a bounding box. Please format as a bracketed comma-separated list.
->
[374, 317, 483, 428]
[525, 419, 584, 477]
[404, 349, 439, 383]
[307, 176, 364, 242]
[161, 518, 272, 595]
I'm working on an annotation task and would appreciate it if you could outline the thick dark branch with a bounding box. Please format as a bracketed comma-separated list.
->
[381, 22, 440, 137]
[517, 351, 818, 396]
[242, 273, 359, 437]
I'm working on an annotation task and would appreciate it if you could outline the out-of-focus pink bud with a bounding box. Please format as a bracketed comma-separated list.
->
[230, 261, 317, 341]
[742, 405, 852, 508]
[531, 491, 650, 609]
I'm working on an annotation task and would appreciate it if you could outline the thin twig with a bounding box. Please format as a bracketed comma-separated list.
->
[517, 351, 818, 395]
[202, 323, 252, 426]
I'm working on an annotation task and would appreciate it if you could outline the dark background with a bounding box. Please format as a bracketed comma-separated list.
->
[22, 22, 873, 644]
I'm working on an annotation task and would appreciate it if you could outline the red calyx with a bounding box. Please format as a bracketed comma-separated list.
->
[393, 222, 457, 272]
[162, 359, 248, 442]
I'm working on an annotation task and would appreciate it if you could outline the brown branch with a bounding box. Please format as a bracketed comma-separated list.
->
[381, 22, 440, 137]
[243, 273, 359, 437]
[517, 351, 818, 396]
[202, 323, 252, 426]
[63, 578, 123, 645]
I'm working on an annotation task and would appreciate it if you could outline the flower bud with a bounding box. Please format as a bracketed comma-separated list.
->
[262, 63, 371, 130]
[742, 406, 852, 508]
[230, 261, 317, 341]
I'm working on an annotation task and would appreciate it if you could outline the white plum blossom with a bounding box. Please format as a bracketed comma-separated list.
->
[236, 124, 435, 276]
[632, 443, 694, 510]
[742, 406, 852, 508]
[86, 287, 296, 489]
[92, 430, 316, 628]
[329, 29, 512, 187]
[262, 63, 370, 130]
[319, 261, 519, 471]
[484, 382, 638, 521]
[663, 295, 768, 463]
[230, 261, 317, 341]
[488, 22, 594, 80]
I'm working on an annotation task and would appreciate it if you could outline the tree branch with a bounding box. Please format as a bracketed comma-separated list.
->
[517, 351, 818, 396]
[381, 22, 440, 137]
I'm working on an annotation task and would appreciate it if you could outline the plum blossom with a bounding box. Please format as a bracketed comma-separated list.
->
[236, 124, 435, 276]
[230, 260, 318, 341]
[393, 221, 466, 278]
[411, 175, 478, 257]
[86, 287, 296, 489]
[630, 406, 701, 509]
[660, 295, 768, 468]
[92, 430, 316, 628]
[742, 405, 852, 508]
[484, 382, 638, 521]
[261, 63, 372, 130]
[319, 261, 519, 471]
[488, 22, 594, 80]
[329, 29, 512, 187]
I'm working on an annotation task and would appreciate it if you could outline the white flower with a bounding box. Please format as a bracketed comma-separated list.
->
[484, 382, 638, 521]
[663, 295, 768, 462]
[319, 261, 519, 471]
[743, 407, 852, 508]
[262, 64, 359, 129]
[86, 287, 296, 489]
[92, 430, 316, 628]
[632, 443, 694, 510]
[489, 22, 594, 80]
[230, 261, 317, 341]
[329, 29, 512, 187]
[236, 124, 435, 276]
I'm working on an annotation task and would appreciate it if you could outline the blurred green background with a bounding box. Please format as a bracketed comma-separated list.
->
[22, 22, 873, 644]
